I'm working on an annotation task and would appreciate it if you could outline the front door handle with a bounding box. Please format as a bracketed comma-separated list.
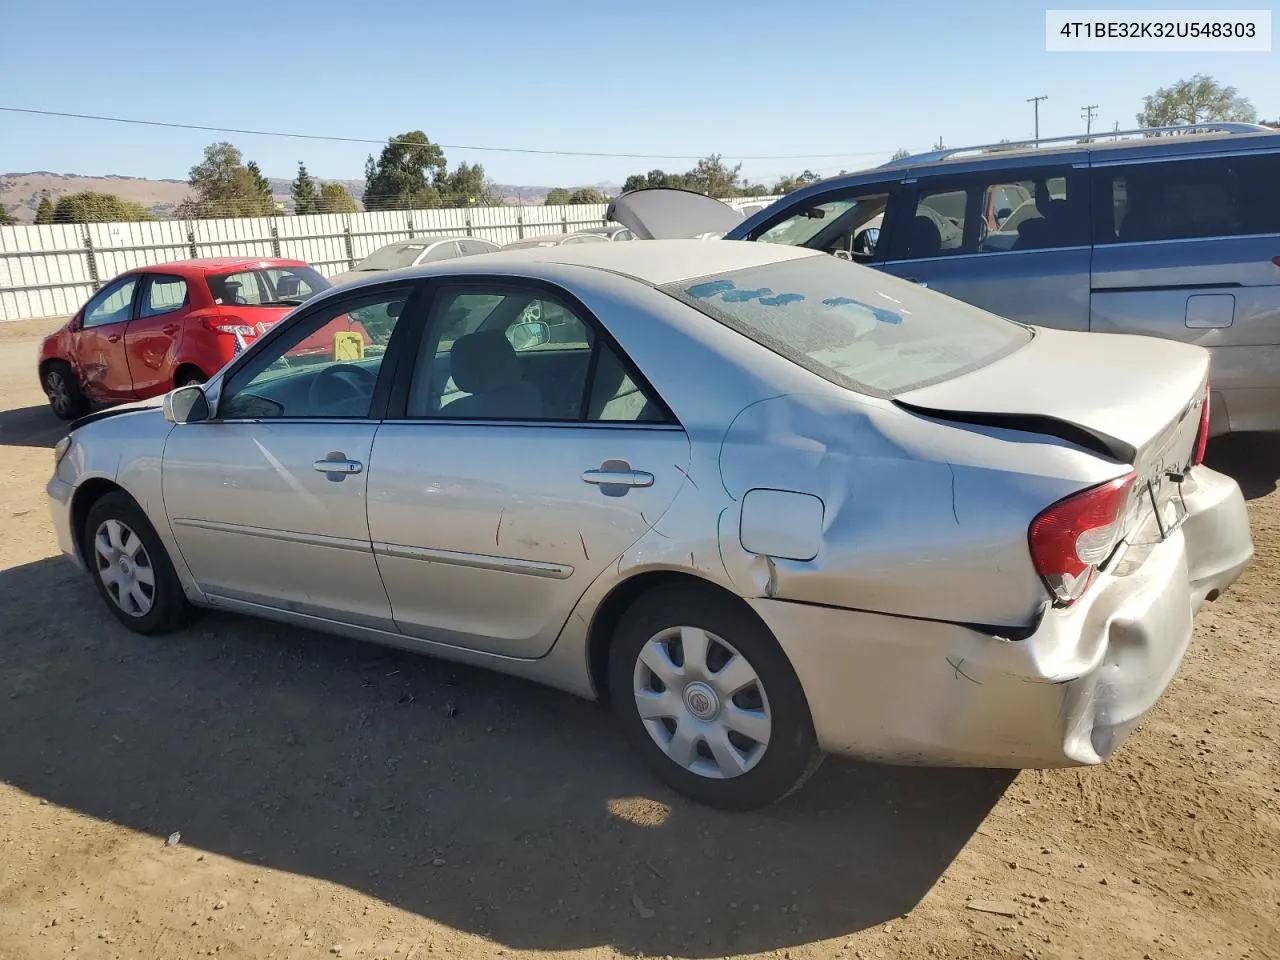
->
[583, 459, 653, 490]
[313, 452, 363, 479]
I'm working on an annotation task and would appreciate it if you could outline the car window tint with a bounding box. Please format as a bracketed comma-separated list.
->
[1095, 153, 1280, 244]
[459, 239, 498, 256]
[83, 276, 139, 328]
[406, 286, 664, 424]
[218, 293, 408, 420]
[207, 266, 325, 307]
[422, 242, 460, 261]
[139, 276, 188, 318]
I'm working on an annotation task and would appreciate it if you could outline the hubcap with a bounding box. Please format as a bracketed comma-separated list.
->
[93, 518, 156, 617]
[632, 626, 772, 780]
[46, 372, 70, 414]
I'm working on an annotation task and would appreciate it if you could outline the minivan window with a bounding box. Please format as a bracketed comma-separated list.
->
[664, 255, 1030, 397]
[897, 171, 1081, 259]
[1094, 153, 1280, 244]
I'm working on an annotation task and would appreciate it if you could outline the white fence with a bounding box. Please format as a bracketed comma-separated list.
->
[0, 204, 628, 322]
[0, 198, 783, 322]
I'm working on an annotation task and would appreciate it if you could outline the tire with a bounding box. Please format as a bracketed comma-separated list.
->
[83, 491, 191, 635]
[43, 362, 89, 420]
[176, 368, 207, 388]
[608, 583, 823, 810]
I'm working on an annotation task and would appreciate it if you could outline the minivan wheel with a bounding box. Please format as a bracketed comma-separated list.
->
[84, 491, 191, 635]
[608, 584, 822, 810]
[44, 363, 88, 420]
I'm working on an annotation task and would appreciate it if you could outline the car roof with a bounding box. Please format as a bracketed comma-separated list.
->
[361, 238, 822, 287]
[123, 257, 309, 276]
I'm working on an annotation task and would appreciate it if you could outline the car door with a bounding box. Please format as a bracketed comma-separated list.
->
[126, 273, 190, 397]
[73, 274, 141, 401]
[161, 283, 421, 628]
[366, 279, 689, 658]
[878, 162, 1091, 331]
[1088, 149, 1280, 433]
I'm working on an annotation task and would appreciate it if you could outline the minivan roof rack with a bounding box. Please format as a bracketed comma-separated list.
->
[886, 122, 1272, 166]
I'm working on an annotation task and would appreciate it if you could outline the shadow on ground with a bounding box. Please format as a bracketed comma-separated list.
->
[1206, 433, 1280, 501]
[0, 557, 1010, 957]
[0, 404, 65, 449]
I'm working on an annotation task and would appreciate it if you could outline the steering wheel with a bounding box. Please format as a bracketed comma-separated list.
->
[307, 363, 377, 413]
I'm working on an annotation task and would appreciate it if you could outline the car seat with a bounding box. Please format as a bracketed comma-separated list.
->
[443, 330, 543, 419]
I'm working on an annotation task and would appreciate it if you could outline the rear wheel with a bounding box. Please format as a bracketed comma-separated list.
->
[43, 362, 88, 420]
[175, 367, 207, 388]
[608, 584, 822, 810]
[84, 491, 191, 635]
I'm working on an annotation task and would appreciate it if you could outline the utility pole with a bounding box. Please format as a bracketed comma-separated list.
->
[1081, 104, 1098, 141]
[933, 135, 945, 151]
[1027, 95, 1048, 143]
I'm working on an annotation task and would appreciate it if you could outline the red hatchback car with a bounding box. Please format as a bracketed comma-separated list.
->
[38, 257, 345, 420]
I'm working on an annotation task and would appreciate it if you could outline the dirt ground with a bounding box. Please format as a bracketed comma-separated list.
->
[1, 326, 1278, 960]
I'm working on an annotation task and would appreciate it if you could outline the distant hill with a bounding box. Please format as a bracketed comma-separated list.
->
[0, 171, 624, 223]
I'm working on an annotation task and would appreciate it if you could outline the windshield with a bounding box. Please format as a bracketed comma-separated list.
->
[355, 243, 430, 272]
[207, 265, 328, 307]
[663, 255, 1030, 396]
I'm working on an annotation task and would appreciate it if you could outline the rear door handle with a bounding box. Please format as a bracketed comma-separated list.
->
[106, 334, 122, 343]
[162, 324, 179, 335]
[582, 459, 654, 488]
[313, 455, 363, 476]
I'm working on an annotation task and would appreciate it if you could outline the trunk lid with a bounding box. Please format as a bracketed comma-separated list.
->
[895, 326, 1209, 501]
[605, 188, 745, 240]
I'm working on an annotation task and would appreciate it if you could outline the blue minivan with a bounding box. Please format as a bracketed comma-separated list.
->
[608, 123, 1280, 436]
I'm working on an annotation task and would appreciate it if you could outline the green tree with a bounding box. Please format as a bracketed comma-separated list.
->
[292, 162, 319, 214]
[568, 187, 606, 204]
[363, 130, 447, 210]
[318, 183, 359, 214]
[890, 148, 910, 161]
[1138, 74, 1257, 128]
[685, 155, 742, 198]
[544, 187, 572, 205]
[622, 169, 689, 193]
[35, 192, 56, 224]
[440, 161, 502, 206]
[0, 204, 16, 226]
[772, 169, 821, 195]
[182, 141, 273, 218]
[53, 191, 154, 223]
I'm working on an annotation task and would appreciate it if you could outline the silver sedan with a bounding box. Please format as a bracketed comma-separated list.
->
[46, 240, 1253, 809]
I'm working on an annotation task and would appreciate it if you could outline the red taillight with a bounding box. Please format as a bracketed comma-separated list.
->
[201, 316, 255, 337]
[1029, 473, 1136, 607]
[1192, 385, 1210, 467]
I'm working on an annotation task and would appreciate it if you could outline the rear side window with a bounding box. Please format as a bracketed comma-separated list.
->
[1095, 153, 1280, 244]
[207, 266, 326, 307]
[896, 170, 1082, 259]
[664, 254, 1030, 397]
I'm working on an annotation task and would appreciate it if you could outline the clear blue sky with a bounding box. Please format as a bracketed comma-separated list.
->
[1, 0, 1274, 188]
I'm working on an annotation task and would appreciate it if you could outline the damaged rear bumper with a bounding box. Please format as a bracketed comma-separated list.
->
[749, 465, 1252, 768]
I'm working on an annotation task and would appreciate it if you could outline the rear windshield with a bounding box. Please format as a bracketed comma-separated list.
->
[207, 265, 328, 308]
[356, 243, 429, 271]
[662, 255, 1030, 396]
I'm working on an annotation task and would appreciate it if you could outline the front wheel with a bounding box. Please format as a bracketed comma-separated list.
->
[84, 491, 192, 635]
[43, 363, 88, 420]
[608, 584, 822, 810]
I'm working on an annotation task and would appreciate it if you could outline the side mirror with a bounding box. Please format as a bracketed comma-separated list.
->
[163, 384, 210, 424]
[506, 320, 551, 351]
[853, 226, 880, 256]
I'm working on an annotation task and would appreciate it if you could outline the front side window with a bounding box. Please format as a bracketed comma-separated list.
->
[139, 275, 188, 318]
[1095, 153, 1280, 244]
[405, 285, 666, 423]
[665, 254, 1030, 397]
[206, 265, 327, 307]
[83, 276, 139, 328]
[218, 292, 409, 420]
[754, 193, 889, 260]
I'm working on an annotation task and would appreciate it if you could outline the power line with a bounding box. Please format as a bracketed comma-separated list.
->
[0, 105, 901, 163]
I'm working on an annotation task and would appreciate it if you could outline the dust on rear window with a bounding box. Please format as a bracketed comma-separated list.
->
[662, 255, 1031, 397]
